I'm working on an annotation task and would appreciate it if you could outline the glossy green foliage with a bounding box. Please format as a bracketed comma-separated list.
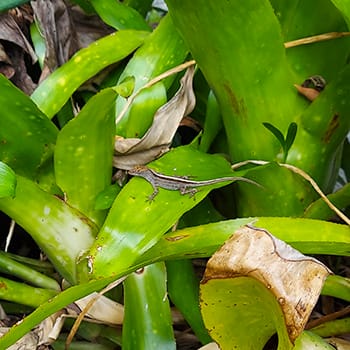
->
[167, 260, 211, 343]
[0, 162, 16, 198]
[273, 0, 350, 80]
[201, 277, 293, 349]
[0, 176, 97, 284]
[0, 251, 60, 291]
[79, 145, 250, 280]
[31, 30, 149, 118]
[0, 277, 58, 308]
[0, 75, 58, 180]
[0, 1, 350, 348]
[89, 0, 151, 31]
[55, 89, 117, 225]
[166, 0, 350, 216]
[2, 217, 349, 348]
[115, 15, 188, 136]
[123, 263, 175, 349]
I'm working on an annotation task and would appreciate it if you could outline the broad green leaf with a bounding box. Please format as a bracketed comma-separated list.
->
[234, 162, 318, 217]
[89, 0, 151, 31]
[0, 176, 97, 284]
[78, 145, 251, 280]
[55, 89, 117, 225]
[167, 0, 350, 214]
[115, 15, 188, 136]
[331, 0, 350, 28]
[1, 217, 349, 348]
[0, 162, 16, 198]
[167, 0, 298, 161]
[31, 30, 149, 118]
[123, 262, 175, 349]
[272, 0, 350, 81]
[140, 217, 350, 265]
[0, 75, 58, 180]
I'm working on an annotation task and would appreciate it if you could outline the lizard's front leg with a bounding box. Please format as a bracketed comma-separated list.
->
[147, 184, 159, 202]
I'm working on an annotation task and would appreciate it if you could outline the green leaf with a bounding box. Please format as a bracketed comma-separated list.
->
[140, 217, 350, 265]
[0, 251, 60, 291]
[272, 0, 350, 81]
[94, 184, 121, 210]
[167, 0, 297, 161]
[331, 0, 350, 28]
[115, 76, 136, 98]
[263, 122, 286, 149]
[54, 89, 117, 225]
[201, 277, 293, 349]
[31, 30, 149, 118]
[321, 275, 350, 302]
[123, 263, 175, 349]
[199, 90, 223, 153]
[0, 75, 58, 180]
[89, 0, 151, 31]
[304, 182, 350, 220]
[285, 122, 298, 154]
[0, 277, 58, 308]
[293, 331, 335, 349]
[115, 15, 189, 136]
[0, 176, 97, 284]
[0, 162, 16, 198]
[167, 260, 211, 344]
[78, 145, 249, 281]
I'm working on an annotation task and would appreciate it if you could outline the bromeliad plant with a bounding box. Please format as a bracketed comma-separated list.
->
[0, 0, 350, 349]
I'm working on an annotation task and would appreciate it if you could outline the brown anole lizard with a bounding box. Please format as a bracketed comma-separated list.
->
[128, 165, 259, 201]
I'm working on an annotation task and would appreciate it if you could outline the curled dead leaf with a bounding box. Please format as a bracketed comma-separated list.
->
[203, 225, 331, 343]
[113, 65, 196, 169]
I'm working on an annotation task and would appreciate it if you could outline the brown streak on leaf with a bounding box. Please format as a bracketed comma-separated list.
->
[223, 83, 241, 116]
[165, 234, 188, 242]
[322, 113, 339, 143]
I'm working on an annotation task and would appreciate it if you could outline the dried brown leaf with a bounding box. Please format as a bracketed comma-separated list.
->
[0, 10, 37, 93]
[113, 66, 196, 169]
[31, 0, 114, 81]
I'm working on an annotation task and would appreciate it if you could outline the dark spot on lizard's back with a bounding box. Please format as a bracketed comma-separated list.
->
[223, 83, 247, 119]
[322, 113, 339, 143]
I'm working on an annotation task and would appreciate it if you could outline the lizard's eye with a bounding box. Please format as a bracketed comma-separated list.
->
[301, 75, 326, 92]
